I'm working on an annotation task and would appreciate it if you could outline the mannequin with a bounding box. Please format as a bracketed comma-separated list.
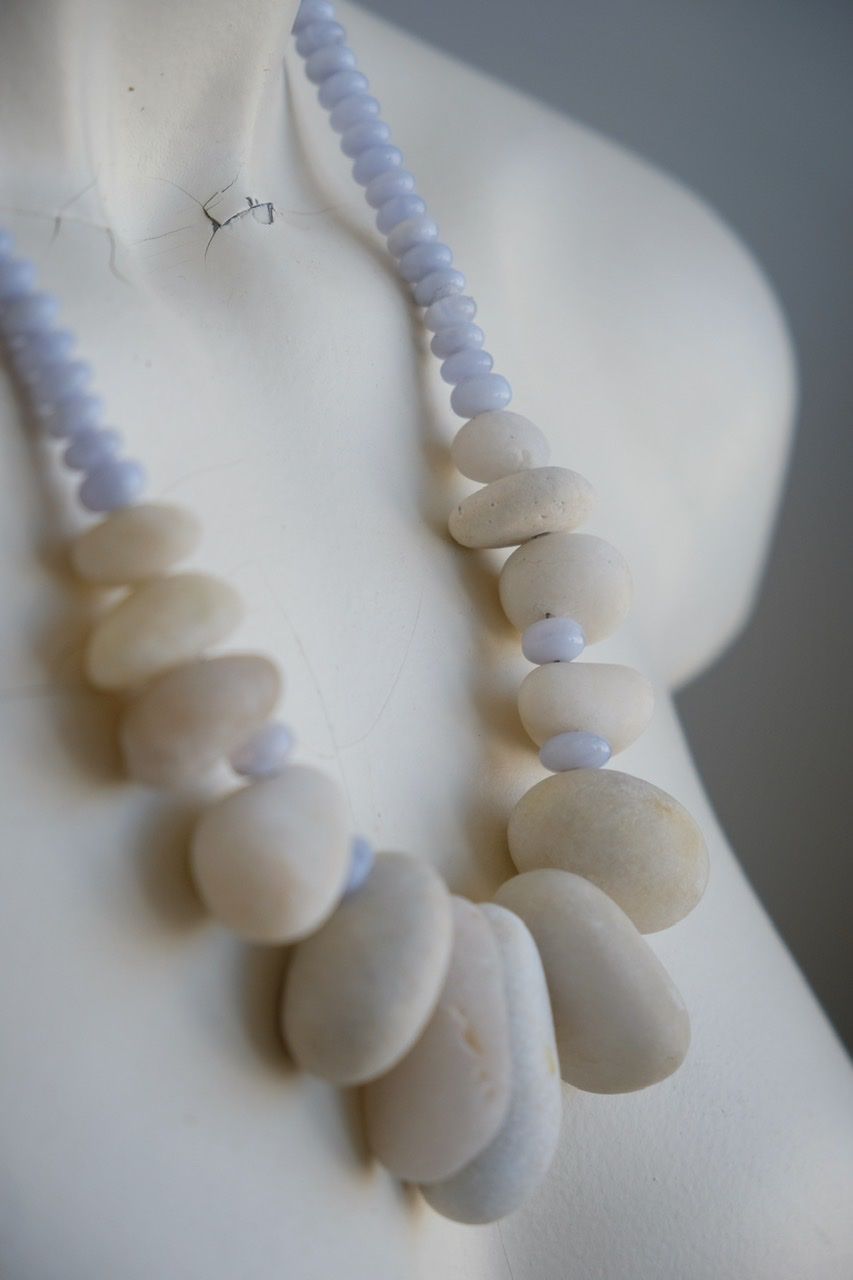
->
[1, 1, 852, 1276]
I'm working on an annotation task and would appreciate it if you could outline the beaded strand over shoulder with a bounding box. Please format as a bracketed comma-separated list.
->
[0, 0, 709, 1225]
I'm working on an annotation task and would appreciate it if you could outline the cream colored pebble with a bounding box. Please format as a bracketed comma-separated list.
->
[282, 852, 453, 1085]
[450, 411, 550, 482]
[120, 653, 281, 788]
[84, 572, 243, 690]
[507, 769, 709, 933]
[495, 870, 690, 1093]
[363, 896, 511, 1185]
[70, 503, 202, 585]
[421, 903, 562, 1224]
[190, 766, 350, 944]
[499, 531, 632, 641]
[449, 466, 596, 549]
[518, 661, 654, 753]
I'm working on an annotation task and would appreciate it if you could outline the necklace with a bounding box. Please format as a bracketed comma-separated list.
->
[0, 0, 709, 1226]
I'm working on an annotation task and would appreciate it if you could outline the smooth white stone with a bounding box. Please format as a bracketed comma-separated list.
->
[450, 411, 551, 482]
[495, 870, 690, 1093]
[70, 503, 202, 585]
[85, 572, 243, 690]
[421, 903, 563, 1224]
[282, 852, 454, 1084]
[120, 654, 282, 788]
[499, 531, 633, 641]
[518, 661, 654, 753]
[508, 769, 709, 933]
[190, 766, 350, 944]
[363, 896, 512, 1184]
[448, 466, 596, 549]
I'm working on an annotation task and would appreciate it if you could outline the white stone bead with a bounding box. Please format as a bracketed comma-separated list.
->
[495, 870, 690, 1093]
[190, 766, 350, 943]
[363, 896, 512, 1184]
[499, 532, 632, 641]
[120, 654, 282, 789]
[70, 503, 201, 585]
[282, 852, 453, 1085]
[450, 411, 550, 483]
[448, 466, 595, 549]
[518, 662, 654, 753]
[84, 572, 243, 690]
[421, 903, 562, 1224]
[507, 769, 709, 933]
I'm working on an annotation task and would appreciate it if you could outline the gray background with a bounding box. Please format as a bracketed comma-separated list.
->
[358, 0, 853, 1045]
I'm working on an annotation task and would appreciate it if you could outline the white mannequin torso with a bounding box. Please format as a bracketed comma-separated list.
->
[1, 3, 851, 1278]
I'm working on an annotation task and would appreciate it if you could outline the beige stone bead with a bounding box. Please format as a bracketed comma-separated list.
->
[84, 572, 244, 690]
[282, 852, 453, 1085]
[448, 466, 596, 549]
[518, 661, 654, 753]
[499, 532, 632, 640]
[421, 903, 562, 1224]
[363, 896, 511, 1184]
[70, 503, 202, 585]
[450, 411, 550, 482]
[495, 870, 690, 1093]
[190, 766, 350, 944]
[119, 654, 282, 789]
[507, 769, 709, 933]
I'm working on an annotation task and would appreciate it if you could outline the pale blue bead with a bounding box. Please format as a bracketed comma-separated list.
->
[79, 457, 146, 512]
[32, 358, 93, 404]
[397, 241, 452, 283]
[340, 119, 391, 157]
[319, 69, 369, 110]
[329, 93, 381, 133]
[295, 20, 345, 58]
[365, 167, 415, 207]
[430, 322, 484, 358]
[540, 731, 612, 772]
[1, 292, 59, 335]
[230, 721, 295, 779]
[375, 194, 426, 234]
[0, 258, 36, 300]
[386, 215, 438, 257]
[63, 426, 122, 471]
[440, 347, 493, 384]
[13, 329, 75, 379]
[412, 268, 466, 307]
[424, 294, 477, 331]
[450, 372, 512, 417]
[343, 835, 375, 897]
[305, 43, 355, 84]
[293, 0, 335, 31]
[0, 229, 14, 257]
[522, 617, 586, 664]
[41, 392, 105, 439]
[352, 144, 403, 185]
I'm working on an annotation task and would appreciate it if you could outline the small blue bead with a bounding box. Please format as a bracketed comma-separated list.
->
[386, 215, 438, 257]
[304, 43, 355, 84]
[397, 241, 452, 284]
[522, 617, 586, 664]
[32, 358, 93, 404]
[13, 328, 76, 379]
[430, 322, 484, 359]
[0, 258, 37, 300]
[340, 119, 391, 158]
[0, 230, 14, 257]
[539, 731, 612, 772]
[329, 93, 381, 133]
[343, 835, 375, 897]
[440, 347, 493, 385]
[319, 69, 369, 110]
[79, 457, 146, 512]
[375, 193, 426, 234]
[292, 0, 335, 31]
[365, 168, 415, 207]
[0, 291, 59, 336]
[63, 426, 122, 471]
[295, 20, 346, 58]
[450, 372, 512, 417]
[424, 294, 477, 331]
[40, 392, 105, 439]
[352, 144, 403, 185]
[412, 268, 466, 307]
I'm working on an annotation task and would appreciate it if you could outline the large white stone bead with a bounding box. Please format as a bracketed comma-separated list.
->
[70, 503, 202, 585]
[495, 870, 690, 1093]
[190, 766, 350, 944]
[85, 572, 243, 690]
[499, 532, 632, 641]
[508, 769, 709, 932]
[120, 654, 282, 789]
[449, 466, 595, 549]
[282, 852, 454, 1085]
[363, 896, 512, 1184]
[518, 661, 654, 753]
[421, 903, 563, 1224]
[450, 411, 550, 482]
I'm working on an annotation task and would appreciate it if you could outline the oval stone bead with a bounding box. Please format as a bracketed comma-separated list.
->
[120, 654, 281, 788]
[507, 769, 709, 933]
[70, 503, 202, 586]
[449, 466, 595, 549]
[499, 532, 632, 641]
[450, 411, 550, 482]
[518, 661, 653, 752]
[421, 904, 562, 1224]
[282, 852, 453, 1085]
[495, 870, 690, 1093]
[363, 896, 511, 1184]
[190, 766, 350, 943]
[84, 572, 243, 690]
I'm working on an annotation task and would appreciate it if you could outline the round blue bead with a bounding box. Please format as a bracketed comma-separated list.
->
[32, 358, 93, 405]
[0, 258, 37, 300]
[522, 617, 586, 664]
[295, 20, 346, 58]
[440, 347, 493, 385]
[412, 268, 466, 307]
[63, 427, 122, 471]
[41, 392, 105, 439]
[304, 43, 355, 84]
[430, 322, 484, 359]
[375, 194, 426, 234]
[539, 731, 612, 773]
[424, 294, 477, 331]
[340, 119, 391, 158]
[352, 144, 403, 185]
[13, 329, 76, 379]
[365, 168, 415, 208]
[79, 457, 146, 512]
[398, 241, 452, 284]
[1, 292, 59, 336]
[450, 372, 512, 418]
[318, 69, 369, 110]
[329, 93, 381, 133]
[292, 0, 335, 31]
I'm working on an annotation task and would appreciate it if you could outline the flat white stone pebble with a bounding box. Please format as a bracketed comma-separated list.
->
[518, 661, 654, 752]
[421, 903, 562, 1224]
[85, 572, 243, 690]
[363, 896, 511, 1184]
[508, 769, 709, 933]
[495, 870, 690, 1093]
[190, 766, 350, 944]
[450, 411, 550, 483]
[70, 503, 202, 585]
[449, 466, 595, 549]
[499, 532, 633, 641]
[282, 852, 453, 1085]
